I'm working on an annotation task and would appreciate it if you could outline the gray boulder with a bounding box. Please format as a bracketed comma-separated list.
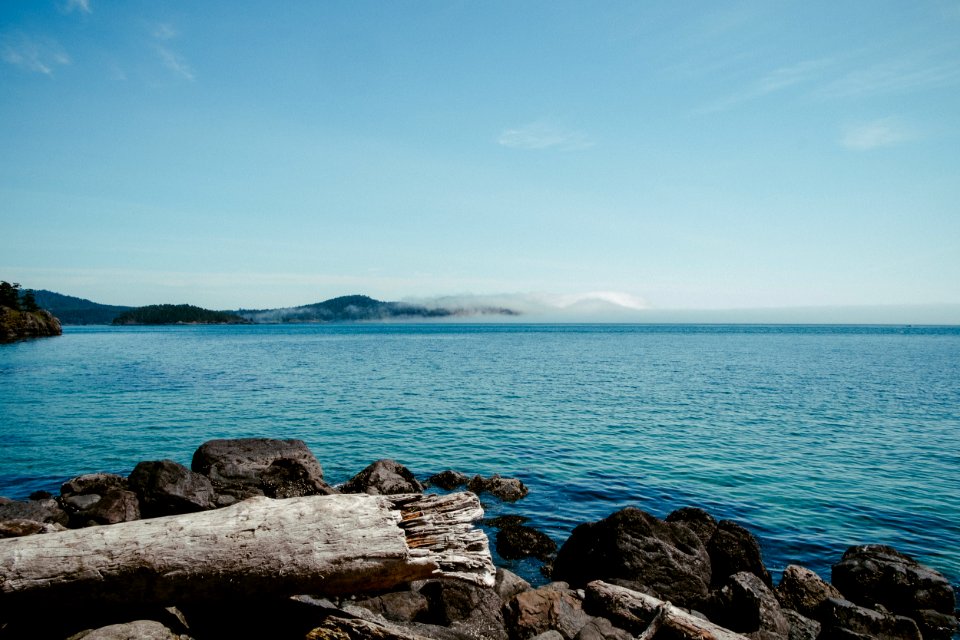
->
[0, 497, 68, 527]
[0, 518, 66, 538]
[666, 506, 719, 547]
[341, 459, 424, 495]
[775, 564, 845, 619]
[417, 578, 508, 639]
[191, 438, 336, 502]
[551, 506, 712, 609]
[494, 568, 532, 603]
[128, 459, 215, 517]
[709, 571, 790, 638]
[63, 489, 141, 527]
[72, 619, 177, 639]
[782, 608, 821, 640]
[61, 473, 128, 498]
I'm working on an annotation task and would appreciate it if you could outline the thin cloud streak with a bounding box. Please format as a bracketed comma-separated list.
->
[156, 46, 195, 81]
[696, 57, 833, 114]
[1, 33, 70, 75]
[841, 118, 914, 150]
[498, 122, 594, 150]
[64, 0, 91, 14]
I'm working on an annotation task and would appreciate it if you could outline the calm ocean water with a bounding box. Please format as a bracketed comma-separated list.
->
[2, 324, 959, 591]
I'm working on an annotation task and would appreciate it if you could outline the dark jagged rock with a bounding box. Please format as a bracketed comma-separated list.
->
[817, 597, 922, 640]
[573, 616, 634, 640]
[831, 544, 956, 615]
[353, 590, 431, 624]
[709, 571, 790, 638]
[75, 619, 178, 639]
[128, 459, 215, 517]
[0, 497, 69, 527]
[78, 490, 141, 526]
[467, 474, 529, 502]
[191, 438, 336, 503]
[427, 470, 470, 490]
[417, 579, 509, 639]
[28, 490, 53, 500]
[707, 519, 772, 587]
[484, 514, 529, 529]
[496, 524, 557, 561]
[775, 564, 845, 619]
[341, 459, 424, 496]
[666, 506, 719, 547]
[551, 506, 712, 609]
[782, 608, 821, 640]
[61, 473, 128, 498]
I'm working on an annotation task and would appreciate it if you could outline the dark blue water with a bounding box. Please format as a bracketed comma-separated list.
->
[2, 324, 959, 590]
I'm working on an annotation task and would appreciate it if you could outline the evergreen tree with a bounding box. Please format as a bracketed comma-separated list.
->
[0, 281, 21, 310]
[21, 289, 39, 312]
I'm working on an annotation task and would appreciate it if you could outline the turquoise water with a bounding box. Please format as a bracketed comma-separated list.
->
[2, 324, 959, 591]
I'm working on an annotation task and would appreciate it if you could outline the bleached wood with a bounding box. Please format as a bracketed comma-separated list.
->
[0, 492, 493, 606]
[586, 581, 750, 640]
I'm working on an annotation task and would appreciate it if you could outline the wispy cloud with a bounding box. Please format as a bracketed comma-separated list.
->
[841, 118, 915, 150]
[497, 122, 594, 150]
[1, 33, 70, 76]
[156, 46, 195, 81]
[153, 23, 178, 41]
[819, 54, 960, 99]
[697, 57, 833, 113]
[63, 0, 91, 14]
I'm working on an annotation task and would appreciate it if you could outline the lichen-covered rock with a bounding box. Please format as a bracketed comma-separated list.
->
[128, 459, 215, 517]
[191, 438, 335, 502]
[831, 544, 956, 616]
[775, 564, 844, 619]
[707, 519, 772, 587]
[817, 597, 922, 640]
[467, 474, 529, 502]
[551, 507, 712, 609]
[496, 524, 557, 561]
[666, 506, 719, 547]
[427, 470, 470, 490]
[0, 518, 66, 538]
[341, 459, 424, 495]
[0, 497, 69, 527]
[61, 473, 128, 498]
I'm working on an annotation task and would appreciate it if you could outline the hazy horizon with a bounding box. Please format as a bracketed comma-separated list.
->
[3, 2, 959, 321]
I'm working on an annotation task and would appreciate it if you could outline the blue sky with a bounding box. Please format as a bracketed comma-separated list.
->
[2, 1, 959, 321]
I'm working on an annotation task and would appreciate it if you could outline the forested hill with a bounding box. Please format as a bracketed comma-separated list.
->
[112, 305, 250, 325]
[28, 290, 132, 325]
[237, 294, 518, 323]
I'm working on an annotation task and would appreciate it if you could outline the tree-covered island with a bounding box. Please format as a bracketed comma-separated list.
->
[0, 281, 63, 343]
[112, 304, 251, 325]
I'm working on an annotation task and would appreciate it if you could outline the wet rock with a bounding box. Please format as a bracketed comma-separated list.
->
[0, 517, 66, 538]
[71, 619, 177, 639]
[427, 470, 470, 490]
[28, 490, 53, 500]
[496, 524, 557, 561]
[910, 608, 960, 640]
[0, 497, 69, 526]
[710, 571, 790, 638]
[775, 564, 844, 619]
[417, 579, 508, 639]
[831, 544, 956, 616]
[817, 597, 922, 640]
[341, 459, 424, 495]
[707, 519, 772, 587]
[666, 506, 719, 547]
[128, 459, 215, 517]
[61, 473, 128, 498]
[467, 474, 529, 502]
[191, 437, 336, 501]
[484, 514, 529, 529]
[504, 583, 592, 640]
[782, 608, 821, 640]
[551, 506, 712, 609]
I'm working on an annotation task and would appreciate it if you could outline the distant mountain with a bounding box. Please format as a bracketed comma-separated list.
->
[27, 290, 132, 325]
[237, 294, 519, 323]
[113, 304, 250, 325]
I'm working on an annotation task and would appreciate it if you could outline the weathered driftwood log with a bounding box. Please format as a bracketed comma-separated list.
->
[586, 580, 750, 640]
[0, 492, 493, 607]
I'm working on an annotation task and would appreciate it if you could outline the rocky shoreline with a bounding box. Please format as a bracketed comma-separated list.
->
[0, 307, 62, 343]
[1, 438, 957, 640]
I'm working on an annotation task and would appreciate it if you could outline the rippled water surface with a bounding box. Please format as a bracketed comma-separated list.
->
[2, 324, 959, 588]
